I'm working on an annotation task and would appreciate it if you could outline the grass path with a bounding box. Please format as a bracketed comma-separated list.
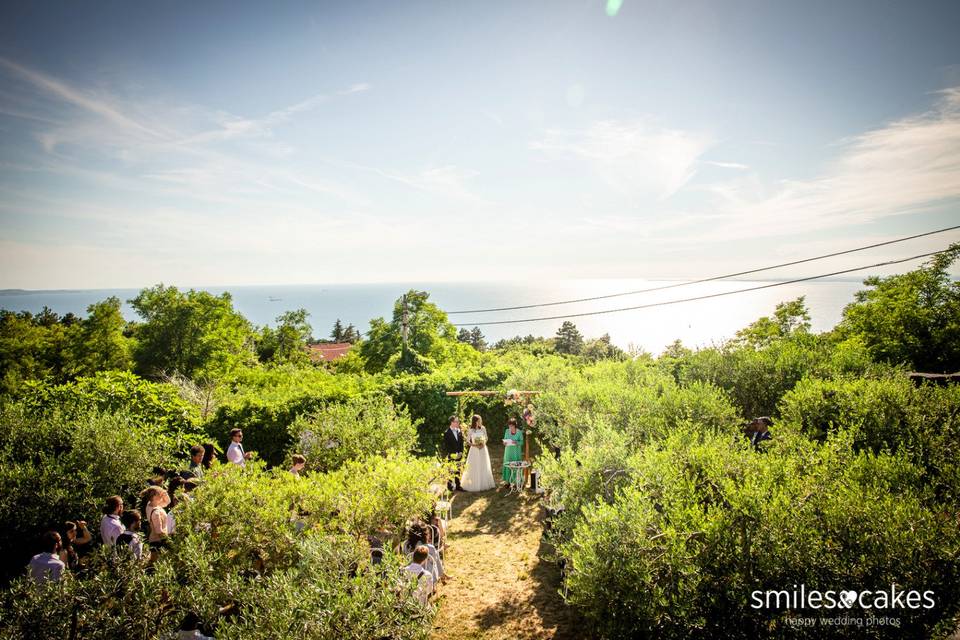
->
[430, 445, 578, 640]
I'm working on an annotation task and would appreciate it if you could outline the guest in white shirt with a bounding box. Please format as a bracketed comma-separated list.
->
[29, 531, 66, 583]
[226, 428, 253, 466]
[99, 495, 124, 546]
[403, 545, 435, 606]
[289, 454, 306, 477]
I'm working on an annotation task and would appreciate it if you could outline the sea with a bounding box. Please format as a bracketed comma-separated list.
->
[0, 279, 868, 355]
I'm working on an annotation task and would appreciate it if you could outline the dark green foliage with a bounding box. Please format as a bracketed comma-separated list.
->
[837, 244, 960, 372]
[64, 296, 133, 377]
[554, 321, 584, 355]
[457, 326, 487, 351]
[129, 284, 255, 379]
[0, 308, 69, 395]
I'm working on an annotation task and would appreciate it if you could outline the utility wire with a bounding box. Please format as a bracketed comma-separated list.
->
[446, 225, 960, 314]
[451, 250, 945, 327]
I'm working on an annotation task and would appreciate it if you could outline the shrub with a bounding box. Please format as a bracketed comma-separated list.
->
[556, 430, 960, 639]
[289, 394, 417, 472]
[19, 371, 204, 451]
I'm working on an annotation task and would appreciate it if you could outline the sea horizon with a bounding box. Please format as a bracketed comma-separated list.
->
[0, 278, 872, 354]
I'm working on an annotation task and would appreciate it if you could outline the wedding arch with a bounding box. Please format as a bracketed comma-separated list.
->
[445, 389, 540, 482]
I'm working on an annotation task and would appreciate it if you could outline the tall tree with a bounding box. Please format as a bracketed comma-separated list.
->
[272, 309, 313, 364]
[733, 297, 811, 348]
[555, 321, 584, 355]
[331, 319, 346, 343]
[66, 296, 133, 377]
[359, 290, 457, 373]
[129, 285, 254, 379]
[837, 244, 960, 372]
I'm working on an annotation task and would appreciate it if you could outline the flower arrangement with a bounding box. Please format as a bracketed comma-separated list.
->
[470, 432, 487, 447]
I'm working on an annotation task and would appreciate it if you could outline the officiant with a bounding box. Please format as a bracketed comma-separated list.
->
[442, 415, 464, 491]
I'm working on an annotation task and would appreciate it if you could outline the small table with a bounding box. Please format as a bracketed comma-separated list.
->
[505, 461, 531, 495]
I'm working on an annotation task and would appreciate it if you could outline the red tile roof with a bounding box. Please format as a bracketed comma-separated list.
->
[306, 342, 353, 362]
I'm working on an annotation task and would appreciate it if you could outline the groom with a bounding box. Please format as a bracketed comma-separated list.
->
[442, 415, 464, 491]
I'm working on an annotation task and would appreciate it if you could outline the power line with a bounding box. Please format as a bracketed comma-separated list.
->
[446, 225, 960, 314]
[451, 250, 945, 327]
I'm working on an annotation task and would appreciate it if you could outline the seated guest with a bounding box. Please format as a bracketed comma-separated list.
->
[403, 545, 434, 605]
[188, 445, 205, 478]
[289, 454, 306, 477]
[100, 495, 124, 546]
[367, 535, 385, 566]
[59, 520, 92, 571]
[116, 510, 144, 560]
[226, 429, 253, 466]
[402, 522, 443, 582]
[174, 612, 213, 640]
[29, 531, 66, 583]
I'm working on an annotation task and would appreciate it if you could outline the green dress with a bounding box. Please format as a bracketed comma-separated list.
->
[501, 428, 524, 483]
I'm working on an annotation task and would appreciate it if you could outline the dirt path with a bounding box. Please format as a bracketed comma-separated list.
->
[430, 446, 578, 640]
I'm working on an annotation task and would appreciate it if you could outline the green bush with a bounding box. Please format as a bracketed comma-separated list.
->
[512, 358, 738, 450]
[780, 376, 960, 503]
[555, 429, 960, 639]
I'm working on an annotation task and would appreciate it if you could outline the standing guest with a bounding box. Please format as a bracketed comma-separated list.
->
[141, 486, 171, 562]
[201, 443, 217, 469]
[501, 418, 524, 485]
[29, 531, 66, 582]
[289, 454, 306, 477]
[226, 429, 253, 466]
[403, 545, 435, 605]
[59, 520, 92, 571]
[442, 416, 464, 491]
[100, 495, 124, 546]
[188, 445, 205, 478]
[116, 510, 144, 560]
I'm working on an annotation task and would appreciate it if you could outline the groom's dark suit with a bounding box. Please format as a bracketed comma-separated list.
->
[442, 426, 464, 490]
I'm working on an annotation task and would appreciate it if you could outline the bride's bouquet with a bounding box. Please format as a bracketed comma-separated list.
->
[470, 433, 487, 447]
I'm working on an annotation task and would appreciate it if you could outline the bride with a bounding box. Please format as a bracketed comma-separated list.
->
[461, 414, 495, 492]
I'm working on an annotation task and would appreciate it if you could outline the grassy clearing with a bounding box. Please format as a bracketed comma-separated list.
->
[431, 445, 579, 640]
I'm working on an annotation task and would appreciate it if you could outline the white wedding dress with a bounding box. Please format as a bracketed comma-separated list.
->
[461, 427, 495, 492]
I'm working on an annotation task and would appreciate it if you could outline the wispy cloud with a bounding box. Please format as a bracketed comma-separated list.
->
[706, 160, 749, 170]
[0, 57, 163, 139]
[697, 87, 960, 240]
[531, 119, 713, 202]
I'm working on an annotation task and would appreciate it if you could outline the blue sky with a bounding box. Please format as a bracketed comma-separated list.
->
[1, 0, 959, 288]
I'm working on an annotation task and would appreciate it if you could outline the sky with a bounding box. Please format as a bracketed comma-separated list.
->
[1, 0, 959, 289]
